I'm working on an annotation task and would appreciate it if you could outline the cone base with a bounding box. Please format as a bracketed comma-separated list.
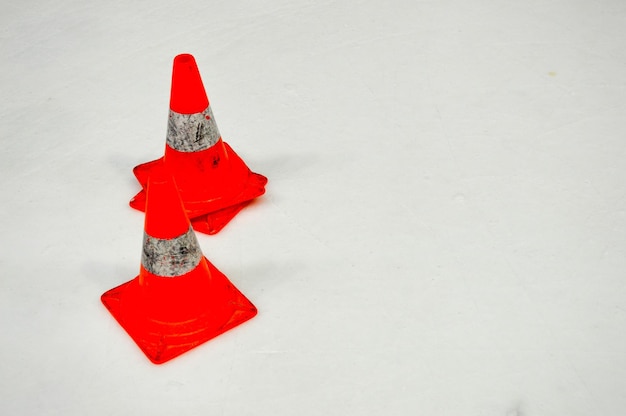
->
[129, 142, 267, 234]
[189, 201, 249, 235]
[101, 258, 257, 364]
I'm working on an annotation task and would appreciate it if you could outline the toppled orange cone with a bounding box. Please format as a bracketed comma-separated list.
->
[130, 54, 267, 234]
[103, 168, 257, 364]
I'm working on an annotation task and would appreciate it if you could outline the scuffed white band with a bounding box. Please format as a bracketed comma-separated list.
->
[166, 106, 221, 152]
[141, 226, 202, 277]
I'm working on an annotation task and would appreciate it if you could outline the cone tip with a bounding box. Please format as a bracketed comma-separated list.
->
[174, 53, 195, 65]
[144, 169, 191, 239]
[170, 53, 209, 114]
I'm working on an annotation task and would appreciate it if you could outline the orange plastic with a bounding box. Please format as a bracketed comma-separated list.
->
[129, 54, 267, 234]
[102, 168, 257, 364]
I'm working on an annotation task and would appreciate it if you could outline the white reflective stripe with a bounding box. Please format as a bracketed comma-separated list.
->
[166, 106, 221, 152]
[141, 226, 202, 277]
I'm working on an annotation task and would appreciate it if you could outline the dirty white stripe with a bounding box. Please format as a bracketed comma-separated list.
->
[141, 226, 202, 277]
[166, 106, 221, 152]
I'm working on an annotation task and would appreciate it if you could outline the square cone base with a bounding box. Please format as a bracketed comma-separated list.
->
[130, 194, 258, 235]
[129, 144, 267, 235]
[101, 258, 257, 364]
[189, 201, 249, 235]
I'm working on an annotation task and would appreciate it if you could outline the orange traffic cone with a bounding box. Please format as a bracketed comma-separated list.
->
[103, 167, 257, 364]
[129, 54, 267, 234]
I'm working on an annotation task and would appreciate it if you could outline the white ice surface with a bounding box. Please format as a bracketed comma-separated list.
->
[1, 1, 626, 415]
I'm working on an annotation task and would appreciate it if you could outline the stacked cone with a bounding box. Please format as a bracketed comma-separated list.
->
[101, 167, 257, 364]
[130, 53, 267, 234]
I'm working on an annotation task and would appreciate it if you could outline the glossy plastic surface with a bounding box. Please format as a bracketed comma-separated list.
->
[129, 54, 267, 234]
[102, 170, 257, 364]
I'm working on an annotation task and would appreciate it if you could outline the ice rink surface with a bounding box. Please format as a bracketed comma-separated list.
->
[1, 1, 626, 414]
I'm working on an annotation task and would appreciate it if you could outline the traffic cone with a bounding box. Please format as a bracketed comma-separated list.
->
[103, 167, 257, 364]
[129, 53, 267, 234]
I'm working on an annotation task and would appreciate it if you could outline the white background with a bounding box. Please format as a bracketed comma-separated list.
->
[2, 1, 626, 414]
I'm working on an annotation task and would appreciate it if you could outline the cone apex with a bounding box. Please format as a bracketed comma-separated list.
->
[170, 53, 209, 114]
[144, 169, 190, 239]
